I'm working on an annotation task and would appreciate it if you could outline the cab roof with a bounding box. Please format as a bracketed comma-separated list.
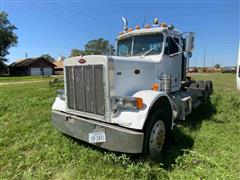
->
[117, 27, 182, 40]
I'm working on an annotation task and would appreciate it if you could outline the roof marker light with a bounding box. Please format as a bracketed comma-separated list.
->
[145, 24, 150, 29]
[127, 28, 133, 32]
[135, 25, 141, 30]
[119, 31, 124, 35]
[161, 22, 167, 28]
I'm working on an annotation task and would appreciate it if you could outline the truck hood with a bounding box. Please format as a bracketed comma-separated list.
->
[64, 55, 157, 97]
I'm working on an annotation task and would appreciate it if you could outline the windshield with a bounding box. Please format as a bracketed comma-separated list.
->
[117, 33, 163, 56]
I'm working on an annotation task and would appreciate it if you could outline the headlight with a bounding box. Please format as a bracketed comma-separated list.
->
[113, 96, 143, 110]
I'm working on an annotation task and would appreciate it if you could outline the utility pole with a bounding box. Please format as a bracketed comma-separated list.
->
[212, 56, 214, 67]
[203, 50, 206, 72]
[25, 52, 28, 60]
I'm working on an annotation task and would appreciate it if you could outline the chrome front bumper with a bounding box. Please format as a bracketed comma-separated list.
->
[52, 110, 144, 153]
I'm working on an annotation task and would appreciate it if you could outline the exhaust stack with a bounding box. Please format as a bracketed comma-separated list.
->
[122, 17, 128, 32]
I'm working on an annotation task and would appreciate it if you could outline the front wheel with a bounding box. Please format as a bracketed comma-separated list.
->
[143, 110, 171, 157]
[149, 120, 166, 155]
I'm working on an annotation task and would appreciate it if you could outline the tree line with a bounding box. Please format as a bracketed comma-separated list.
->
[0, 12, 18, 70]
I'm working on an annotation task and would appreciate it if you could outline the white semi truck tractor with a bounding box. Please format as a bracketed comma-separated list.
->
[52, 18, 213, 156]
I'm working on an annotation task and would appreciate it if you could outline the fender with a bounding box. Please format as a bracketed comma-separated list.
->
[52, 97, 66, 112]
[111, 90, 173, 130]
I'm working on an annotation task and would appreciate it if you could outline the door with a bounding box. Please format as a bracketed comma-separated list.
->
[30, 68, 41, 75]
[163, 36, 182, 91]
[43, 68, 52, 75]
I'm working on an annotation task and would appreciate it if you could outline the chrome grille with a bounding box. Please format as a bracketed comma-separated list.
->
[65, 65, 105, 116]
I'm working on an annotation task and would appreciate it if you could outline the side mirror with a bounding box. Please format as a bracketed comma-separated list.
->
[185, 32, 195, 52]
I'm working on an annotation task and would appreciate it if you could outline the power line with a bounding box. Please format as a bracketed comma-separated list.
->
[20, 41, 73, 50]
[54, 4, 111, 26]
[3, 1, 238, 2]
[40, 2, 113, 39]
[42, 0, 112, 28]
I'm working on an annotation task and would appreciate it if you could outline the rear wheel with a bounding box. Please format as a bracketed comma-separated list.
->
[143, 109, 171, 157]
[205, 80, 213, 95]
[199, 82, 208, 103]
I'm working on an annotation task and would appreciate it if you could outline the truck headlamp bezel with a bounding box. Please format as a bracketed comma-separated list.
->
[112, 96, 143, 110]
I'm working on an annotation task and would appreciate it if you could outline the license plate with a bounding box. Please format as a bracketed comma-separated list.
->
[89, 132, 106, 143]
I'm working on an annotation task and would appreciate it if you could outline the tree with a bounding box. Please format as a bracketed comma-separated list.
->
[69, 38, 115, 57]
[41, 54, 55, 62]
[0, 12, 18, 67]
[215, 64, 220, 69]
[85, 38, 115, 55]
[70, 49, 85, 57]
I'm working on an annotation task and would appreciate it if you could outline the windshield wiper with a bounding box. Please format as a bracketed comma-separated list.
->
[141, 43, 161, 57]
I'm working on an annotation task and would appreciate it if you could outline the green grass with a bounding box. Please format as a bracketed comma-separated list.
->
[0, 75, 62, 83]
[0, 73, 239, 179]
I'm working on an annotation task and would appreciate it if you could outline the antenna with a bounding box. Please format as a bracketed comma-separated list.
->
[142, 16, 147, 28]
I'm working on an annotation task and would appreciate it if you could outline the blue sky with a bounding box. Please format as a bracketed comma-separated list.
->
[1, 0, 239, 67]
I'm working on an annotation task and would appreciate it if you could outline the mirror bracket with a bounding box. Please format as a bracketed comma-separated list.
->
[169, 51, 183, 57]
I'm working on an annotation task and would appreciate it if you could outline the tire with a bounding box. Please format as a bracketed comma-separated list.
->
[199, 82, 208, 103]
[142, 109, 171, 157]
[190, 82, 199, 88]
[205, 80, 213, 95]
[197, 80, 204, 84]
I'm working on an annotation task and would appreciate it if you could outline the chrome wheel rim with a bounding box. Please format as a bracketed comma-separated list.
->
[149, 120, 165, 155]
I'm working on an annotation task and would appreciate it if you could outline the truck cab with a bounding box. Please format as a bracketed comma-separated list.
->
[52, 18, 212, 156]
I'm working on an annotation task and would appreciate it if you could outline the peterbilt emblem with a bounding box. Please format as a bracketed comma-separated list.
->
[79, 58, 86, 64]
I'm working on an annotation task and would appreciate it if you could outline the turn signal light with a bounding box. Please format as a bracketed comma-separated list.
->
[114, 96, 143, 110]
[152, 83, 159, 91]
[136, 97, 143, 109]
